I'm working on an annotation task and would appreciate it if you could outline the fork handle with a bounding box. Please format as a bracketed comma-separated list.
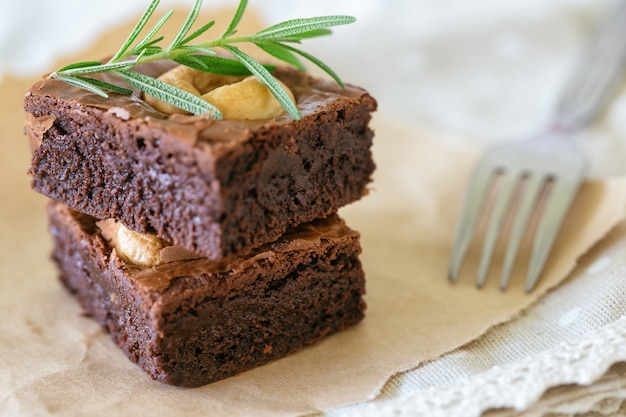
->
[553, 0, 626, 131]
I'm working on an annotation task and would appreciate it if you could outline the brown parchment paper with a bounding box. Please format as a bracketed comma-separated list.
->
[2, 6, 626, 417]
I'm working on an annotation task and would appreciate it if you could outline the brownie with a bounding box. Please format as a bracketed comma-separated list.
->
[25, 63, 377, 260]
[47, 200, 366, 387]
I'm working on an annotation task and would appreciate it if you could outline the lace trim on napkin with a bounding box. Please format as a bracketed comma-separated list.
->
[329, 316, 626, 417]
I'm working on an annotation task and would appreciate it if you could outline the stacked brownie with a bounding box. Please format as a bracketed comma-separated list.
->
[23, 62, 376, 387]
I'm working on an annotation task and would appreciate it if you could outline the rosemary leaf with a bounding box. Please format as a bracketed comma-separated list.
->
[222, 0, 248, 38]
[142, 46, 165, 56]
[256, 42, 305, 70]
[279, 43, 345, 87]
[58, 60, 137, 77]
[116, 70, 221, 117]
[279, 28, 333, 42]
[142, 36, 165, 49]
[55, 75, 109, 98]
[181, 21, 216, 45]
[173, 55, 209, 71]
[56, 61, 103, 73]
[131, 9, 174, 54]
[177, 45, 217, 55]
[111, 0, 161, 62]
[224, 45, 300, 120]
[253, 15, 356, 40]
[169, 0, 203, 49]
[175, 54, 274, 75]
[76, 77, 134, 95]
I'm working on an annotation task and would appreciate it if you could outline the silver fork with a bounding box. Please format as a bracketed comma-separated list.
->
[448, 0, 626, 292]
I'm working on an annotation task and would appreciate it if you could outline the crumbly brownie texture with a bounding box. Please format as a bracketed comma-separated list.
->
[47, 201, 366, 387]
[26, 63, 377, 260]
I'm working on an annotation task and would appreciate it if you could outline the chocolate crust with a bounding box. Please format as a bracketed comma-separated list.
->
[47, 201, 366, 387]
[26, 64, 377, 260]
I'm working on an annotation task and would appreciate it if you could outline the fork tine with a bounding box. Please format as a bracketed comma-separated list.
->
[499, 175, 546, 290]
[524, 177, 584, 292]
[448, 163, 496, 283]
[476, 173, 521, 288]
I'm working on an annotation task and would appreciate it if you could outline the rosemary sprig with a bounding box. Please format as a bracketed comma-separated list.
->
[48, 0, 356, 120]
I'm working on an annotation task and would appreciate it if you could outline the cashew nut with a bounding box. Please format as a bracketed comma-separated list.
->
[116, 224, 165, 267]
[202, 76, 295, 120]
[144, 65, 295, 120]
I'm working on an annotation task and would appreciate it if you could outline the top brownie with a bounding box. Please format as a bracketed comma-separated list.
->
[24, 62, 376, 260]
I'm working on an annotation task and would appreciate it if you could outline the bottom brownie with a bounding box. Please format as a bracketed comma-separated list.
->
[47, 201, 366, 387]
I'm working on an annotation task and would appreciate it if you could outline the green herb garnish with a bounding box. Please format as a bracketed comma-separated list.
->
[48, 0, 355, 120]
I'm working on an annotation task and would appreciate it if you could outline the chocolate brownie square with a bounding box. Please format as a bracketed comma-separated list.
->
[47, 200, 366, 387]
[25, 63, 376, 260]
